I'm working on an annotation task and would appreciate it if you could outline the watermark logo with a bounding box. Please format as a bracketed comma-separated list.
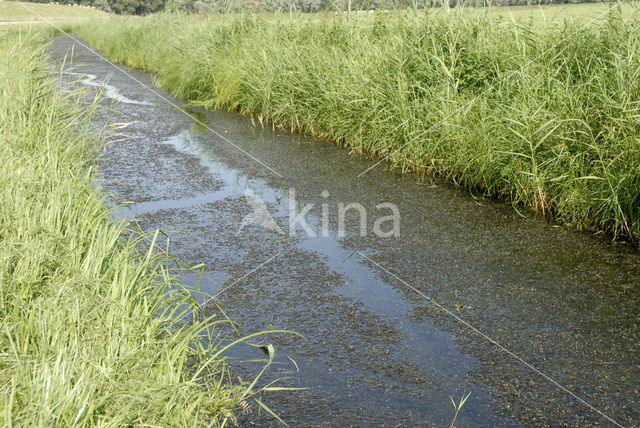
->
[238, 188, 285, 234]
[239, 188, 400, 238]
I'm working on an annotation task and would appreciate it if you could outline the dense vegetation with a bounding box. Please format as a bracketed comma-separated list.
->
[0, 29, 248, 425]
[78, 5, 640, 243]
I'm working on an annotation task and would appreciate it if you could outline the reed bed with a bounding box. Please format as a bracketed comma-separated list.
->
[79, 5, 640, 242]
[0, 29, 249, 426]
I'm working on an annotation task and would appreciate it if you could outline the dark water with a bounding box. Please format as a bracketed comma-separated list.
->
[50, 36, 639, 427]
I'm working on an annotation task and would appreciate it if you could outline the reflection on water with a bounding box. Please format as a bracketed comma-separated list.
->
[64, 71, 154, 105]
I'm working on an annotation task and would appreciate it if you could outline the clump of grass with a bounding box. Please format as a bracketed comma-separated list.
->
[77, 5, 640, 243]
[0, 29, 259, 426]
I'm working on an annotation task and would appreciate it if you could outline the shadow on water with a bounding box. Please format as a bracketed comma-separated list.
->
[50, 35, 639, 427]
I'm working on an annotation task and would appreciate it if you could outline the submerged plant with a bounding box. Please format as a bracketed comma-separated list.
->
[449, 391, 471, 428]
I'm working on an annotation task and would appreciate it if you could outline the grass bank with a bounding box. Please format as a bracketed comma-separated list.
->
[0, 29, 248, 426]
[78, 4, 640, 243]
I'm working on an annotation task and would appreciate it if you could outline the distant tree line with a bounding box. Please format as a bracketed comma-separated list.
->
[18, 0, 609, 15]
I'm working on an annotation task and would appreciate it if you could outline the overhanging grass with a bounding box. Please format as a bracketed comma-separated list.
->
[0, 29, 246, 426]
[77, 5, 640, 243]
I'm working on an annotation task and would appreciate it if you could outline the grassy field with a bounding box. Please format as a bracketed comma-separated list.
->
[0, 28, 267, 426]
[0, 1, 106, 23]
[78, 2, 640, 243]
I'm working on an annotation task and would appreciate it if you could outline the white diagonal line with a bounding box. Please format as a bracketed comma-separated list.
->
[211, 246, 289, 300]
[356, 250, 622, 427]
[174, 246, 290, 324]
[99, 244, 290, 366]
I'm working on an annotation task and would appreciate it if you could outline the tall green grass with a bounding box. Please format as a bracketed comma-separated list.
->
[0, 29, 252, 426]
[78, 5, 640, 243]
